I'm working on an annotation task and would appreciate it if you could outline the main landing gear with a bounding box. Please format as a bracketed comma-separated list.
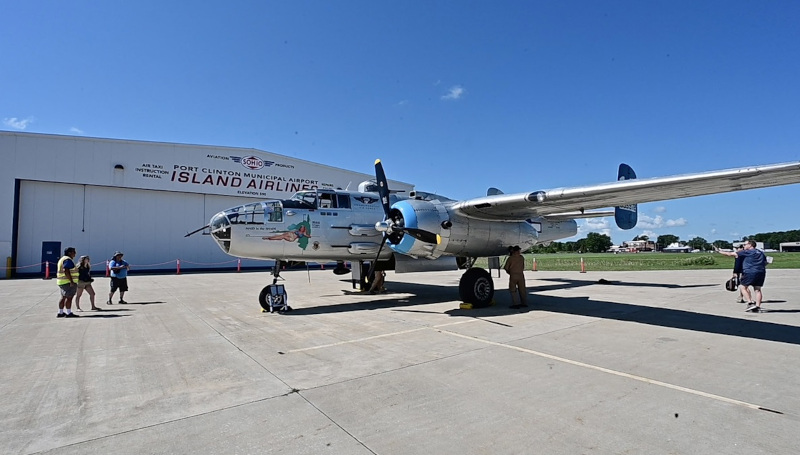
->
[259, 260, 292, 313]
[256, 260, 494, 311]
[458, 267, 494, 308]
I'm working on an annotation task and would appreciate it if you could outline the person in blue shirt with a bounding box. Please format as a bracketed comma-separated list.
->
[717, 240, 767, 312]
[107, 251, 131, 305]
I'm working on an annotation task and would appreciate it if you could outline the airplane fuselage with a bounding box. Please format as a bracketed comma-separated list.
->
[208, 188, 577, 263]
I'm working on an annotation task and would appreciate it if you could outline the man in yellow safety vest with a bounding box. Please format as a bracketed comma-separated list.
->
[56, 246, 80, 318]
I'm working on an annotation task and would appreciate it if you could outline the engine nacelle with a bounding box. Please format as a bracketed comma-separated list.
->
[387, 199, 548, 259]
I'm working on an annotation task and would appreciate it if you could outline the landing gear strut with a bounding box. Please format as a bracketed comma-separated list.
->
[259, 260, 291, 313]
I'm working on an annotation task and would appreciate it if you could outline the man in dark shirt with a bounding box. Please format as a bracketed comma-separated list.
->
[717, 240, 767, 312]
[732, 244, 747, 303]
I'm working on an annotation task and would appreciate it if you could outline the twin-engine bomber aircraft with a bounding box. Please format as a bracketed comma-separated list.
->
[190, 160, 800, 310]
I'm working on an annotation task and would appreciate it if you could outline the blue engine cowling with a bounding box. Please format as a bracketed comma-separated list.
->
[387, 199, 545, 259]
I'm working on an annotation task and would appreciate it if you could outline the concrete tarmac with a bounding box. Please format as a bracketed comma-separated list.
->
[2, 268, 800, 454]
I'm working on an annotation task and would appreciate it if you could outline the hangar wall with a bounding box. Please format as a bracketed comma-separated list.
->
[1, 132, 413, 277]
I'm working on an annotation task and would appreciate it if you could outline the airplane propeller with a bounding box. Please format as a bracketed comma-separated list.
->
[366, 160, 441, 283]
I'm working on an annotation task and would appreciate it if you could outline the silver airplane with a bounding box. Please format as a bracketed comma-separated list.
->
[191, 160, 800, 310]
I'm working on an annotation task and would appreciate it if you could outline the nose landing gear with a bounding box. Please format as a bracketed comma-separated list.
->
[259, 260, 292, 313]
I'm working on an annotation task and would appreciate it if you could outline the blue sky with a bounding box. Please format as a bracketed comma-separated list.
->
[3, 1, 799, 245]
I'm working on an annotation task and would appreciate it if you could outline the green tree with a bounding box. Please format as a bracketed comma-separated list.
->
[584, 232, 613, 253]
[686, 236, 710, 251]
[656, 234, 680, 250]
[712, 240, 733, 249]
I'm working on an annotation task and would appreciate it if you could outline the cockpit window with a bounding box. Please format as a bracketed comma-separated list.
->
[337, 194, 351, 209]
[265, 201, 283, 222]
[317, 191, 336, 209]
[290, 191, 317, 208]
[226, 202, 265, 224]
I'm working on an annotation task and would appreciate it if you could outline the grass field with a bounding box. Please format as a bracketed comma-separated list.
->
[474, 252, 800, 271]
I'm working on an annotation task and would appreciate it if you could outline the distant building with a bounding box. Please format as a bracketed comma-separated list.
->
[662, 243, 691, 253]
[780, 242, 800, 252]
[0, 132, 414, 277]
[623, 239, 656, 252]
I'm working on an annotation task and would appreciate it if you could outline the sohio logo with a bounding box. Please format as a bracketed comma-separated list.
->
[240, 155, 264, 170]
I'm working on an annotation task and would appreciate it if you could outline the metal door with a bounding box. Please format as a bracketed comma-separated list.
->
[41, 241, 61, 276]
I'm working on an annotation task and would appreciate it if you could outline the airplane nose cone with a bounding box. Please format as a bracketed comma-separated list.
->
[209, 212, 232, 252]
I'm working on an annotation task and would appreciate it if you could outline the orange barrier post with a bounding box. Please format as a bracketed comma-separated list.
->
[176, 259, 181, 275]
[106, 260, 110, 277]
[532, 257, 538, 272]
[237, 258, 241, 272]
[580, 257, 586, 273]
[44, 261, 50, 280]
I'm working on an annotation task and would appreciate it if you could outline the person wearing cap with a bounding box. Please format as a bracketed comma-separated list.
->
[716, 240, 767, 312]
[503, 245, 528, 309]
[107, 251, 131, 305]
[56, 247, 80, 318]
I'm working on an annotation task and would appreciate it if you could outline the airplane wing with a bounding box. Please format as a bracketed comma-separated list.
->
[451, 161, 800, 221]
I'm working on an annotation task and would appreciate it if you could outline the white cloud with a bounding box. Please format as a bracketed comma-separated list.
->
[640, 230, 658, 239]
[3, 117, 34, 130]
[637, 215, 687, 229]
[653, 206, 666, 213]
[441, 85, 465, 100]
[637, 215, 663, 228]
[577, 218, 610, 236]
[584, 218, 610, 230]
[70, 127, 85, 134]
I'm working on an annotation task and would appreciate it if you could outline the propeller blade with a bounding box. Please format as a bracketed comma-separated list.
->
[366, 235, 389, 283]
[403, 228, 441, 245]
[184, 224, 210, 237]
[374, 159, 392, 217]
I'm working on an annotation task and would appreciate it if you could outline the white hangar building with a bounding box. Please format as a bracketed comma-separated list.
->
[0, 131, 413, 278]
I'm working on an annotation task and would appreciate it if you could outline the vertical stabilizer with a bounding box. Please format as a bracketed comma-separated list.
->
[615, 163, 638, 230]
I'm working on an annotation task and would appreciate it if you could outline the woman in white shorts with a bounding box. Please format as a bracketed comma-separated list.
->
[75, 255, 101, 311]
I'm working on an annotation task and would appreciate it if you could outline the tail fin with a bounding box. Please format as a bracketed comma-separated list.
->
[615, 163, 638, 230]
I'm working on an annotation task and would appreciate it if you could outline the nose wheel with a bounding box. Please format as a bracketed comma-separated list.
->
[259, 260, 292, 313]
[259, 285, 291, 313]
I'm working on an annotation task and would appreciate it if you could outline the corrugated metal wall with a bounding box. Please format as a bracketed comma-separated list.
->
[17, 180, 267, 274]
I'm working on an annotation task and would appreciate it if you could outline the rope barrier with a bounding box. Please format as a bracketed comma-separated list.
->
[0, 262, 47, 270]
[178, 259, 239, 266]
[0, 258, 339, 276]
[0, 258, 236, 272]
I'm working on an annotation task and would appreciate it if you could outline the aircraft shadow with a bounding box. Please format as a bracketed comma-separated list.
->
[287, 279, 800, 346]
[534, 278, 718, 292]
[532, 294, 800, 346]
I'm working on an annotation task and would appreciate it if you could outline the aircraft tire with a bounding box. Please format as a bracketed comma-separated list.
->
[459, 267, 494, 308]
[258, 286, 271, 311]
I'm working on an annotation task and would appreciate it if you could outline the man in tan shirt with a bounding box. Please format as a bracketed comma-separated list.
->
[504, 245, 527, 309]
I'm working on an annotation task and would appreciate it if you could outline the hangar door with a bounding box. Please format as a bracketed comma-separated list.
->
[16, 180, 261, 274]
